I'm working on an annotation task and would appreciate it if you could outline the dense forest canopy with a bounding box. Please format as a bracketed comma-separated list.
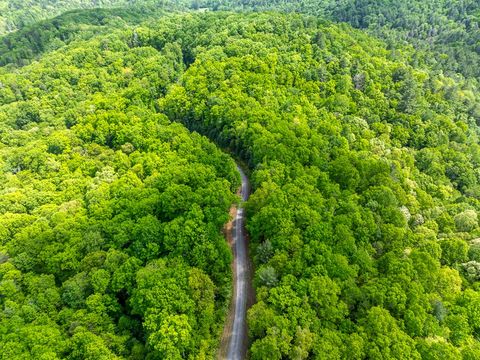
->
[0, 6, 167, 67]
[158, 12, 480, 358]
[1, 1, 480, 359]
[0, 0, 179, 34]
[0, 16, 240, 358]
[197, 0, 480, 82]
[2, 0, 480, 80]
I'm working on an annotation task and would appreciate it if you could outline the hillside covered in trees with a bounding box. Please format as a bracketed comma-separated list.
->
[1, 2, 480, 360]
[0, 15, 241, 358]
[4, 0, 479, 81]
[160, 13, 480, 359]
[0, 0, 175, 34]
[195, 0, 480, 82]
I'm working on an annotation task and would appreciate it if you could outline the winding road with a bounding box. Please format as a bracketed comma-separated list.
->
[222, 164, 252, 360]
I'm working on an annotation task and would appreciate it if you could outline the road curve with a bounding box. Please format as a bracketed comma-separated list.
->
[226, 164, 251, 360]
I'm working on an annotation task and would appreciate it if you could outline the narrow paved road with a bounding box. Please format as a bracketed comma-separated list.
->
[226, 164, 251, 360]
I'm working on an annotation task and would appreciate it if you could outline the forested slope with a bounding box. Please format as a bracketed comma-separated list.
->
[0, 19, 239, 359]
[157, 12, 480, 359]
[0, 0, 189, 35]
[327, 0, 480, 81]
[0, 7, 163, 67]
[0, 0, 125, 34]
[2, 6, 480, 360]
[201, 0, 480, 82]
[3, 0, 479, 81]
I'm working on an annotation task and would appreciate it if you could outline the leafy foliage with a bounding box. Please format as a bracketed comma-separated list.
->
[2, 2, 480, 359]
[0, 0, 192, 35]
[0, 19, 239, 358]
[201, 0, 480, 82]
[156, 12, 480, 359]
[0, 6, 161, 67]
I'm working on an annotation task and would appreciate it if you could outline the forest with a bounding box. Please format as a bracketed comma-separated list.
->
[0, 1, 173, 34]
[1, 1, 480, 360]
[3, 0, 480, 81]
[0, 14, 241, 358]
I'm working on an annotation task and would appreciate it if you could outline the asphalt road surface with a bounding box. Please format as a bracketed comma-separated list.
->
[227, 164, 250, 360]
